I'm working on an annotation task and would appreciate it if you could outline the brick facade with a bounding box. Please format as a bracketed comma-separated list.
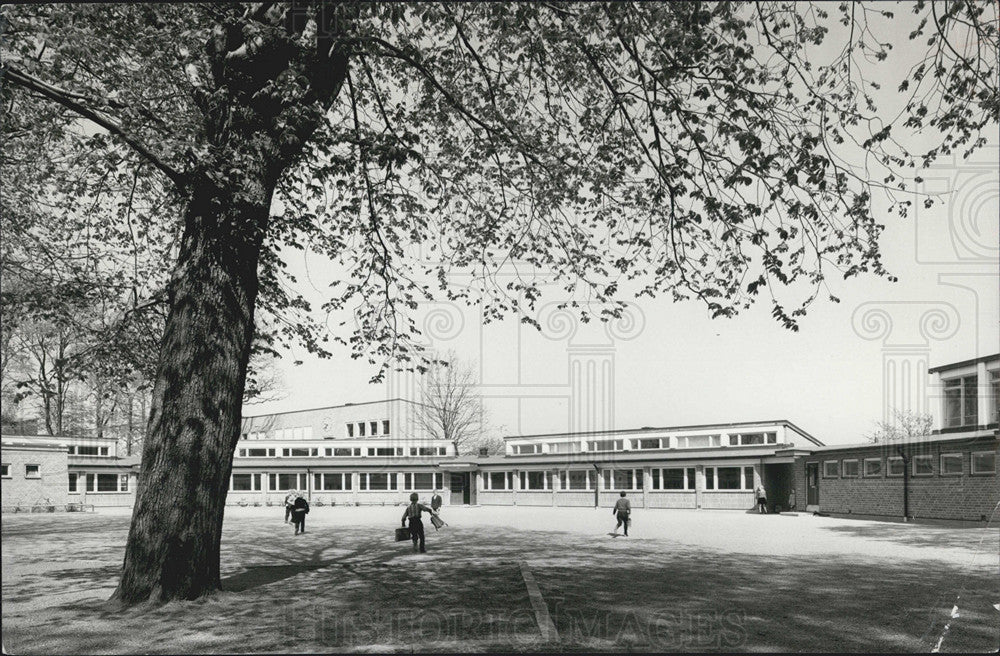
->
[792, 433, 998, 521]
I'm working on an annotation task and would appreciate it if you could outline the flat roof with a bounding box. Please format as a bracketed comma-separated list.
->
[928, 353, 1000, 374]
[1, 433, 117, 443]
[800, 429, 996, 453]
[452, 443, 799, 467]
[232, 457, 449, 468]
[242, 397, 419, 419]
[503, 420, 822, 446]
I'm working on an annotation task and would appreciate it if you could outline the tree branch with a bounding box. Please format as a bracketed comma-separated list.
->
[3, 65, 188, 190]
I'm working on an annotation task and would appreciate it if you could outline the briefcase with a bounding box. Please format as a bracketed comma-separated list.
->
[430, 514, 446, 530]
[395, 527, 411, 542]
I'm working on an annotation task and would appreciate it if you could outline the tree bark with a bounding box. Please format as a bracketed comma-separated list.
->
[112, 170, 271, 604]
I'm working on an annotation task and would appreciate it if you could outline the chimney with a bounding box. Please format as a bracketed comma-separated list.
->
[479, 447, 488, 457]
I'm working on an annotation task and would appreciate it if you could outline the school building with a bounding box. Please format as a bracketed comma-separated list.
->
[2, 354, 997, 522]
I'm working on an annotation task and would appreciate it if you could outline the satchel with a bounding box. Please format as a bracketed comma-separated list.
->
[395, 527, 411, 542]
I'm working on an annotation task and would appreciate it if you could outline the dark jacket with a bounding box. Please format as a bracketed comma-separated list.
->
[292, 496, 309, 514]
[613, 498, 631, 515]
[430, 494, 443, 510]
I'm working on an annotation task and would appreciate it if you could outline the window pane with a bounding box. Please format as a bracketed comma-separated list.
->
[914, 456, 933, 475]
[887, 458, 904, 476]
[527, 471, 545, 490]
[823, 461, 840, 477]
[972, 452, 996, 474]
[68, 474, 77, 492]
[96, 474, 118, 491]
[662, 468, 684, 489]
[639, 438, 660, 449]
[963, 376, 978, 425]
[383, 420, 391, 434]
[369, 473, 388, 490]
[941, 454, 963, 475]
[843, 461, 859, 477]
[612, 469, 632, 490]
[944, 386, 962, 427]
[686, 468, 696, 490]
[705, 468, 715, 489]
[741, 434, 764, 445]
[334, 448, 353, 456]
[413, 473, 433, 489]
[568, 470, 589, 490]
[277, 473, 298, 490]
[864, 459, 882, 476]
[232, 474, 253, 491]
[120, 474, 129, 491]
[743, 466, 755, 489]
[717, 467, 741, 490]
[489, 472, 507, 489]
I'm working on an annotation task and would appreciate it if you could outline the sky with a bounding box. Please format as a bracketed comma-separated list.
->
[243, 8, 999, 447]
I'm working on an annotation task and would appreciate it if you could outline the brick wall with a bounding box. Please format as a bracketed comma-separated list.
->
[1, 447, 69, 511]
[792, 435, 998, 521]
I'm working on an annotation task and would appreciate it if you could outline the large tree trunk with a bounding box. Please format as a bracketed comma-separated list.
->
[112, 172, 271, 604]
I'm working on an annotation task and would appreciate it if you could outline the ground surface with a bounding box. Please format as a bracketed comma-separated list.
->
[2, 505, 997, 653]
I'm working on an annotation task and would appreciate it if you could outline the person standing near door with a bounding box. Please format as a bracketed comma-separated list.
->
[430, 489, 443, 512]
[755, 483, 768, 514]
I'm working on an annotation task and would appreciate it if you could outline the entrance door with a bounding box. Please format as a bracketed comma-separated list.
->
[450, 473, 468, 505]
[806, 462, 819, 507]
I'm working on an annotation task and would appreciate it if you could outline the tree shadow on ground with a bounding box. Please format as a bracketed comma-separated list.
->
[819, 523, 1000, 554]
[2, 513, 997, 653]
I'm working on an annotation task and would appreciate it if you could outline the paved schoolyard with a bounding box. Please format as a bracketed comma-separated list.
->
[1, 505, 997, 653]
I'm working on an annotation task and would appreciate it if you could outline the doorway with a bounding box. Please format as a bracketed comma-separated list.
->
[450, 473, 470, 505]
[763, 463, 793, 512]
[806, 462, 819, 507]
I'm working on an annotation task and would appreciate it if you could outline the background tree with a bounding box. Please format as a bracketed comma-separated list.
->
[2, 2, 996, 604]
[415, 352, 487, 454]
[865, 409, 934, 443]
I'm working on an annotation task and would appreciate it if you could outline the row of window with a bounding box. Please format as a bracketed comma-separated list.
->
[230, 472, 445, 493]
[2, 463, 40, 479]
[511, 432, 778, 455]
[236, 446, 447, 458]
[68, 472, 130, 493]
[479, 467, 757, 492]
[821, 451, 996, 478]
[244, 426, 315, 441]
[67, 446, 111, 456]
[346, 420, 391, 438]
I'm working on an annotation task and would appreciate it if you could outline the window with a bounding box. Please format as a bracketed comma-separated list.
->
[362, 472, 390, 490]
[971, 451, 996, 475]
[1, 463, 9, 478]
[912, 455, 933, 476]
[887, 457, 904, 477]
[600, 469, 641, 491]
[245, 448, 272, 457]
[367, 447, 399, 457]
[76, 446, 99, 456]
[96, 474, 118, 491]
[410, 447, 441, 456]
[658, 468, 685, 490]
[232, 474, 255, 491]
[315, 473, 350, 491]
[863, 458, 883, 477]
[943, 375, 978, 428]
[25, 464, 40, 479]
[383, 420, 391, 435]
[990, 370, 999, 424]
[561, 470, 593, 490]
[513, 444, 541, 455]
[269, 473, 303, 491]
[588, 439, 624, 452]
[119, 474, 129, 492]
[822, 461, 840, 478]
[406, 473, 435, 490]
[842, 460, 859, 477]
[717, 467, 741, 489]
[282, 448, 316, 457]
[549, 442, 581, 454]
[100, 447, 109, 456]
[638, 438, 662, 450]
[680, 435, 720, 448]
[358, 422, 366, 437]
[347, 423, 355, 437]
[520, 471, 549, 490]
[940, 453, 963, 476]
[486, 472, 513, 490]
[68, 474, 77, 492]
